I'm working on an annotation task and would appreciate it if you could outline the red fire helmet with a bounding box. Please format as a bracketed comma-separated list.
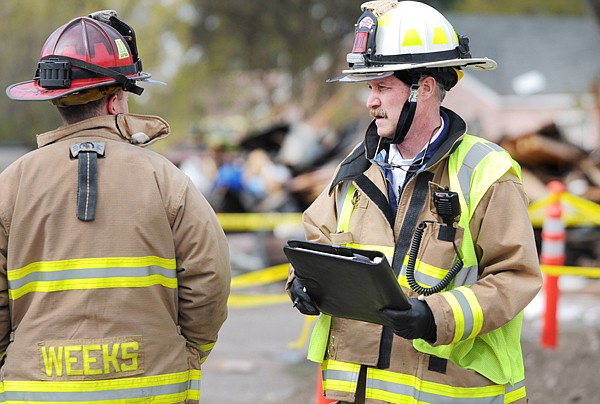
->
[6, 11, 154, 104]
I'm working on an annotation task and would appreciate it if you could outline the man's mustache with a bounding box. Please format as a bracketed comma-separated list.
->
[370, 108, 387, 119]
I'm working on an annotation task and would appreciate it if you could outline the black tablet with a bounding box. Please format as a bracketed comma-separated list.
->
[284, 239, 410, 325]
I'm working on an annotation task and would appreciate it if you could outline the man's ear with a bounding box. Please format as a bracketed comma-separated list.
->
[106, 93, 119, 115]
[105, 94, 117, 115]
[419, 76, 437, 100]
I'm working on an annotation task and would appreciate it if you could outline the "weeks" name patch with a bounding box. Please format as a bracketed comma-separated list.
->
[38, 336, 144, 380]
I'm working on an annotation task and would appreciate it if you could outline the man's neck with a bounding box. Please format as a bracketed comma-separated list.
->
[395, 116, 442, 159]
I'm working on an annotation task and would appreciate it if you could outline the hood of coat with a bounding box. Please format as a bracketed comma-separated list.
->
[36, 113, 170, 148]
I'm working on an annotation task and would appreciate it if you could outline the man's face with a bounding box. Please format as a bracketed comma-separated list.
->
[366, 75, 409, 139]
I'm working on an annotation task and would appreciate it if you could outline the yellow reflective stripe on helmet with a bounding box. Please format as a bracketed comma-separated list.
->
[442, 286, 484, 343]
[432, 27, 450, 44]
[402, 29, 424, 47]
[8, 256, 177, 300]
[0, 369, 200, 403]
[367, 367, 511, 403]
[321, 359, 360, 394]
[378, 13, 393, 27]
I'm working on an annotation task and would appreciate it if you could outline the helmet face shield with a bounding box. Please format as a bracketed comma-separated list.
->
[6, 12, 154, 104]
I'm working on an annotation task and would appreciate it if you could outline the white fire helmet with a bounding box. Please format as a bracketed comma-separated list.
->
[329, 0, 496, 84]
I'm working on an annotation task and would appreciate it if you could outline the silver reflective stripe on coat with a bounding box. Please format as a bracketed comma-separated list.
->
[367, 378, 506, 404]
[0, 382, 188, 402]
[452, 264, 478, 287]
[445, 288, 476, 340]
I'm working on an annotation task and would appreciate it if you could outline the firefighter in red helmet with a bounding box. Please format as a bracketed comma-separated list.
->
[1, 11, 230, 403]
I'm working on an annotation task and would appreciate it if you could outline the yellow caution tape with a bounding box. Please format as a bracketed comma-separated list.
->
[287, 316, 317, 349]
[231, 263, 289, 290]
[540, 265, 600, 278]
[228, 263, 291, 308]
[217, 213, 302, 232]
[228, 293, 290, 308]
[528, 192, 600, 228]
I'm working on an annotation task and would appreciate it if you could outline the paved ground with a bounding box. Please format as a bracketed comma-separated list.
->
[201, 277, 600, 404]
[201, 303, 317, 404]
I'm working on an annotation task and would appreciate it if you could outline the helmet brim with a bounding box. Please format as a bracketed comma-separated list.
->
[6, 72, 154, 101]
[328, 57, 497, 83]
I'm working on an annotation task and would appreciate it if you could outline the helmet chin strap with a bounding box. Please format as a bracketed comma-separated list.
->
[382, 74, 420, 145]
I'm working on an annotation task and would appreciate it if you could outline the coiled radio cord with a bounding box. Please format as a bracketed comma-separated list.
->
[406, 221, 464, 296]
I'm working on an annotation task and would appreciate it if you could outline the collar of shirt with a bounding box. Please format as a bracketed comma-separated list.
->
[388, 113, 447, 166]
[389, 114, 445, 200]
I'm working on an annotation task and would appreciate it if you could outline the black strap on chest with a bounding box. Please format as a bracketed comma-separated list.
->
[391, 171, 434, 276]
[70, 142, 106, 222]
[354, 173, 395, 228]
[377, 171, 434, 369]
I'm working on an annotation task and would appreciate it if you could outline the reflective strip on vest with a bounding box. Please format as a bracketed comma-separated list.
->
[455, 141, 506, 212]
[0, 369, 201, 403]
[7, 256, 177, 300]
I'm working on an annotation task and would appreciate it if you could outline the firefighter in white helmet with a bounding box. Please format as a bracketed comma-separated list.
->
[287, 1, 542, 403]
[2, 11, 230, 403]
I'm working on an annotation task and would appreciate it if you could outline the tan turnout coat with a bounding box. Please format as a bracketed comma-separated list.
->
[0, 114, 230, 403]
[288, 108, 542, 403]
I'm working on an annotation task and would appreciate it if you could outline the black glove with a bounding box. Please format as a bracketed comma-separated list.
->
[379, 298, 437, 342]
[290, 278, 320, 315]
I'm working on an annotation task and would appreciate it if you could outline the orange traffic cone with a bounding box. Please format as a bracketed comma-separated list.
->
[315, 365, 335, 404]
[540, 180, 566, 349]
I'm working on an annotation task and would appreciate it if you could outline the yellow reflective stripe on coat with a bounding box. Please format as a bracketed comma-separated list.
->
[398, 255, 458, 289]
[441, 287, 484, 343]
[194, 341, 216, 364]
[321, 359, 360, 394]
[366, 367, 526, 403]
[0, 369, 200, 403]
[322, 359, 526, 403]
[7, 256, 177, 300]
[342, 243, 394, 258]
